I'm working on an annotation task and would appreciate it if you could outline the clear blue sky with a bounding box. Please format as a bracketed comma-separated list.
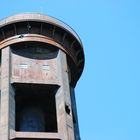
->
[1, 0, 140, 140]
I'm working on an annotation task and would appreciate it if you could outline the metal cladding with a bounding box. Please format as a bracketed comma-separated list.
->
[0, 13, 84, 86]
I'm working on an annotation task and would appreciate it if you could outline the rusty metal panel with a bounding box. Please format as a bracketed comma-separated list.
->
[11, 52, 58, 84]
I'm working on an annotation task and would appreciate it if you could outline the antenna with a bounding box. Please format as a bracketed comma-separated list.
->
[40, 6, 43, 14]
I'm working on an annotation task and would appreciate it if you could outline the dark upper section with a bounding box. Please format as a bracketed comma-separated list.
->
[0, 13, 84, 86]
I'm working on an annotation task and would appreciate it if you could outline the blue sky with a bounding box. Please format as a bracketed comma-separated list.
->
[1, 0, 140, 140]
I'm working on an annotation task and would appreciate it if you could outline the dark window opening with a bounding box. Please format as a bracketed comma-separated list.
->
[11, 42, 58, 60]
[14, 83, 59, 133]
[65, 104, 71, 115]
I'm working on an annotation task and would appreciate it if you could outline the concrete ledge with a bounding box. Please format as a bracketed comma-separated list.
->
[10, 129, 60, 139]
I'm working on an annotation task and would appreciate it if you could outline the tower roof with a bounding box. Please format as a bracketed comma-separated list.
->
[0, 13, 85, 86]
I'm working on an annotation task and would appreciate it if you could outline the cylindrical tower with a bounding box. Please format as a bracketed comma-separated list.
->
[0, 13, 84, 140]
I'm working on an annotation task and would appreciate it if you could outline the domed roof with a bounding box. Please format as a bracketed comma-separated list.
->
[0, 13, 85, 86]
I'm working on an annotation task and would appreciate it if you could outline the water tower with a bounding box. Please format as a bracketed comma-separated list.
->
[0, 13, 84, 140]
